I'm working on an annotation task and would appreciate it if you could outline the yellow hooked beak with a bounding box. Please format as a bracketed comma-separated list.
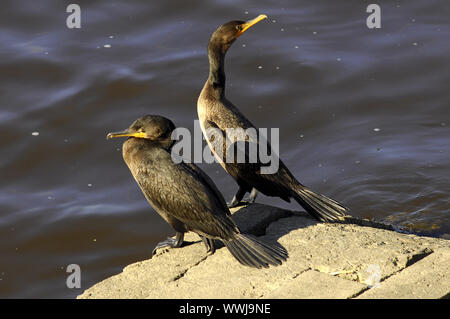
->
[236, 14, 267, 37]
[106, 130, 146, 139]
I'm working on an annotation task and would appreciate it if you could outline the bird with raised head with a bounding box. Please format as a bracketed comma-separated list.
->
[107, 115, 287, 268]
[197, 15, 348, 222]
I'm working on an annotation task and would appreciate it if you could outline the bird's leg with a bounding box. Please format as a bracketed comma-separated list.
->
[227, 186, 247, 208]
[200, 236, 216, 255]
[152, 232, 184, 255]
[243, 187, 258, 204]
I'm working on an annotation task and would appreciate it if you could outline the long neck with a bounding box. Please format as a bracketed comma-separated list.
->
[207, 41, 226, 97]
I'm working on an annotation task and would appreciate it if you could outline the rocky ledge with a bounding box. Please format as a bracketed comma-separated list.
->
[78, 203, 450, 299]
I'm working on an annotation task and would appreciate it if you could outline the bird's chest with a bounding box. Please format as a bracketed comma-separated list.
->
[197, 101, 225, 166]
[197, 97, 208, 124]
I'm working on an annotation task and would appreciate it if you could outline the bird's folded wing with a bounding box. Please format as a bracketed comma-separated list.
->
[134, 160, 238, 239]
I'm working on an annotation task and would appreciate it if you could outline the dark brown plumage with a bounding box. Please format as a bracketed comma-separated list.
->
[197, 15, 348, 221]
[107, 115, 287, 268]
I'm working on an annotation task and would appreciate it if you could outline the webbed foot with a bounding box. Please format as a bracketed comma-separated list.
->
[152, 232, 184, 255]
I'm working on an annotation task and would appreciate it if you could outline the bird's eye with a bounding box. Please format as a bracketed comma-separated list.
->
[236, 25, 243, 31]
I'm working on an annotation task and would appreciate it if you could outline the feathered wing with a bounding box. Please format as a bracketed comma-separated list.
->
[203, 114, 348, 221]
[133, 149, 238, 239]
[182, 162, 230, 214]
[203, 117, 294, 200]
[130, 147, 289, 268]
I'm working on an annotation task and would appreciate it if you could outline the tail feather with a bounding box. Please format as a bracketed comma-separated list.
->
[238, 235, 285, 265]
[293, 185, 347, 222]
[225, 237, 260, 268]
[223, 234, 288, 268]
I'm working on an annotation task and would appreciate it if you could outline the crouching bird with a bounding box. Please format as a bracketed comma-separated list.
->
[197, 14, 348, 221]
[107, 115, 287, 268]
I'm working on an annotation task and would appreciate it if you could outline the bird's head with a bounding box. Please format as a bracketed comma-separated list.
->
[208, 14, 267, 54]
[107, 115, 176, 148]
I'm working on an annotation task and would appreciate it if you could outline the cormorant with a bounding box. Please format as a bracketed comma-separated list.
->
[107, 115, 287, 268]
[197, 15, 348, 221]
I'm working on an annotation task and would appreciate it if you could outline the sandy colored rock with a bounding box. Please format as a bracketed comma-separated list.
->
[265, 270, 366, 299]
[78, 204, 450, 299]
[357, 249, 450, 299]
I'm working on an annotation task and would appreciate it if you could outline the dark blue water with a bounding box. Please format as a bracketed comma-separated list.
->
[0, 0, 449, 298]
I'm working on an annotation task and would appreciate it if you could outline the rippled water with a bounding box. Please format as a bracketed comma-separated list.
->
[0, 0, 449, 298]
